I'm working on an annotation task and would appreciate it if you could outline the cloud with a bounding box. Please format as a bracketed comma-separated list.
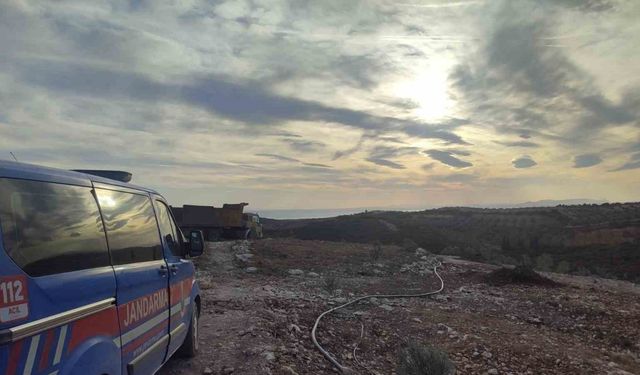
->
[421, 163, 436, 171]
[495, 140, 540, 148]
[303, 162, 333, 168]
[364, 145, 419, 169]
[365, 158, 406, 169]
[512, 155, 537, 169]
[551, 0, 615, 12]
[401, 119, 471, 145]
[333, 135, 366, 160]
[271, 131, 302, 138]
[423, 150, 473, 168]
[369, 145, 419, 159]
[578, 94, 635, 130]
[282, 139, 326, 153]
[255, 153, 300, 163]
[0, 0, 638, 207]
[431, 173, 478, 183]
[450, 1, 638, 145]
[16, 60, 467, 145]
[610, 152, 640, 172]
[573, 153, 602, 168]
[255, 153, 333, 170]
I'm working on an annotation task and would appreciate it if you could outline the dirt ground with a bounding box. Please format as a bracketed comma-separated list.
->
[158, 238, 640, 375]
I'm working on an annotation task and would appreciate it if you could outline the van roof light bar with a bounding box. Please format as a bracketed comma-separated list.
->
[73, 170, 133, 183]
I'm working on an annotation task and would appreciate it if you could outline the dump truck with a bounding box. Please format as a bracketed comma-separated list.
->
[171, 203, 263, 241]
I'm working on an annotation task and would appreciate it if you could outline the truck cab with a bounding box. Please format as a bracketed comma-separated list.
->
[242, 213, 263, 239]
[0, 161, 203, 375]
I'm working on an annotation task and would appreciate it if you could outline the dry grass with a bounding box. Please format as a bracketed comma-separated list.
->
[396, 342, 455, 375]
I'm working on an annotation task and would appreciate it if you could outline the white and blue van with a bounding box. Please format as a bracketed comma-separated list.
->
[0, 160, 204, 375]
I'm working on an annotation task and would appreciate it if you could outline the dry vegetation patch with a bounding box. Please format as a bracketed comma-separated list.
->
[484, 265, 560, 287]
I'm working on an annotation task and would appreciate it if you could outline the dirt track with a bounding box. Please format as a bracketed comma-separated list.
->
[159, 239, 640, 375]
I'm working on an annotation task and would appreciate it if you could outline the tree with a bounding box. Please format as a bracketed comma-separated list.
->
[529, 235, 540, 250]
[501, 236, 512, 251]
[535, 254, 554, 272]
[555, 260, 570, 274]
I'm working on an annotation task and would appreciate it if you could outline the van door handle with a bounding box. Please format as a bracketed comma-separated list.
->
[159, 265, 168, 276]
[169, 264, 178, 274]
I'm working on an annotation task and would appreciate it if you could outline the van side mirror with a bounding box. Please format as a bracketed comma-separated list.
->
[189, 230, 204, 257]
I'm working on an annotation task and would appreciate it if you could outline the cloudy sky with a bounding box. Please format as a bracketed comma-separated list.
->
[1, 0, 639, 211]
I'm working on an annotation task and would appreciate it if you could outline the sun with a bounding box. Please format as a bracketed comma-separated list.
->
[394, 67, 451, 121]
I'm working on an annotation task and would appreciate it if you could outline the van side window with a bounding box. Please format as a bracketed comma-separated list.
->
[96, 189, 162, 265]
[155, 200, 181, 256]
[0, 178, 110, 276]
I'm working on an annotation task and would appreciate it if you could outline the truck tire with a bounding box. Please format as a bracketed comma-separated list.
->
[178, 305, 199, 358]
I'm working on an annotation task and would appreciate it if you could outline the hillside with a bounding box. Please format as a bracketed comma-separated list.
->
[263, 202, 640, 282]
[159, 239, 640, 375]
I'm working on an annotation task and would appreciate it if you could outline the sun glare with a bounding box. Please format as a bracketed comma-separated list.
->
[395, 68, 451, 121]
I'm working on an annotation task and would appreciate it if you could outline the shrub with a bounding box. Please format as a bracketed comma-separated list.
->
[323, 274, 339, 295]
[403, 238, 418, 252]
[396, 342, 455, 375]
[535, 254, 554, 272]
[555, 260, 570, 274]
[370, 241, 383, 262]
[484, 265, 559, 287]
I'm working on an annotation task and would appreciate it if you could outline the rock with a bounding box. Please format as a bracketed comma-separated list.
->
[433, 294, 449, 302]
[235, 253, 253, 263]
[415, 248, 428, 256]
[307, 272, 319, 277]
[221, 367, 235, 374]
[288, 269, 304, 276]
[488, 369, 498, 374]
[527, 316, 543, 325]
[263, 351, 276, 361]
[238, 326, 255, 336]
[281, 366, 299, 375]
[203, 367, 213, 375]
[437, 323, 454, 333]
[245, 267, 258, 273]
[288, 324, 302, 334]
[379, 304, 393, 312]
[400, 261, 435, 275]
[482, 351, 493, 359]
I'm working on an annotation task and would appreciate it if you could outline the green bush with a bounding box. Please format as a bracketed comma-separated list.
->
[396, 342, 455, 375]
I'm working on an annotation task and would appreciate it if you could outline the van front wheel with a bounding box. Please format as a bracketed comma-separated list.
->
[178, 306, 199, 358]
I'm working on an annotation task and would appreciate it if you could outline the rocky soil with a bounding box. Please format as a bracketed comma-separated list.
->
[158, 239, 640, 375]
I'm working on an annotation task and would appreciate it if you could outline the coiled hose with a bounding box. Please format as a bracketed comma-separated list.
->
[311, 260, 445, 374]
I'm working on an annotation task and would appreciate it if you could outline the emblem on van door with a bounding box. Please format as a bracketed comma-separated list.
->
[0, 275, 29, 323]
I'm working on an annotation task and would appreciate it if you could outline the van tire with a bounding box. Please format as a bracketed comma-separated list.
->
[178, 306, 199, 358]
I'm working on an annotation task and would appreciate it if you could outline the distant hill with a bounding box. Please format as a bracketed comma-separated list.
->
[486, 198, 608, 208]
[257, 199, 609, 219]
[263, 202, 640, 282]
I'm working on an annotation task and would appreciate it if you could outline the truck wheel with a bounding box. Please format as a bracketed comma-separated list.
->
[178, 306, 199, 358]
